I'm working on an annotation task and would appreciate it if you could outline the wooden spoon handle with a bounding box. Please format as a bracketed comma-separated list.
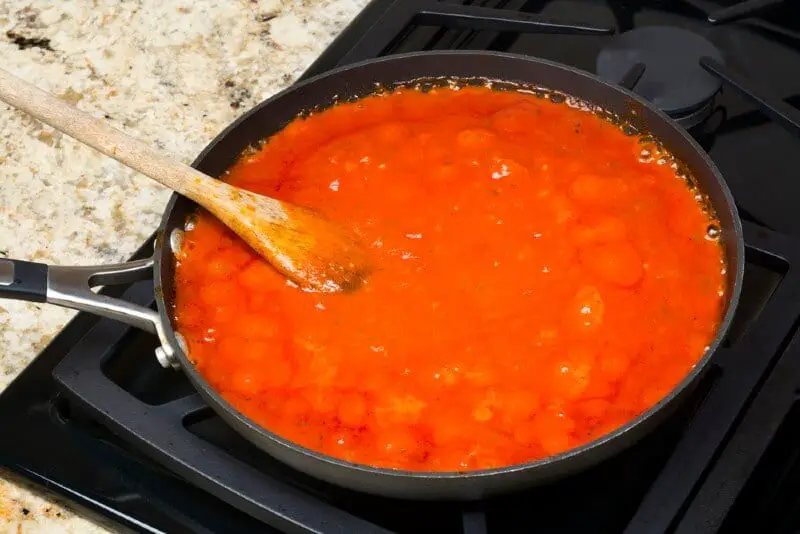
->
[0, 67, 225, 204]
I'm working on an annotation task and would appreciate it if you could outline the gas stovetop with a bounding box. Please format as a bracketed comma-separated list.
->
[3, 1, 800, 533]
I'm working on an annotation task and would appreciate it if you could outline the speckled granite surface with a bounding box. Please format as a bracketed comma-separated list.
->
[0, 0, 369, 531]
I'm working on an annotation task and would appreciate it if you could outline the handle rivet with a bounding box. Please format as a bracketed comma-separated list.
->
[155, 345, 179, 370]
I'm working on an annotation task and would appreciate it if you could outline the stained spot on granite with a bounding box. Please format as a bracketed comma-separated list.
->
[5, 31, 52, 51]
[229, 85, 252, 110]
[92, 242, 121, 260]
[58, 87, 83, 105]
[35, 130, 58, 147]
[13, 6, 46, 30]
[112, 203, 126, 234]
[31, 333, 54, 353]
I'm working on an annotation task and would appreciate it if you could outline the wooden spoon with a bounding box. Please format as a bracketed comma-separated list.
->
[0, 68, 369, 293]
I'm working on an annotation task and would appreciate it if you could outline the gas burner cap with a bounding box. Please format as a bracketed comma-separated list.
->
[596, 26, 724, 125]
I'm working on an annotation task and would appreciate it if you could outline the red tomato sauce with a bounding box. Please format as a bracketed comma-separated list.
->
[173, 85, 726, 472]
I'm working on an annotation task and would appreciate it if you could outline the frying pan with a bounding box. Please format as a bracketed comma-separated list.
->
[0, 51, 744, 500]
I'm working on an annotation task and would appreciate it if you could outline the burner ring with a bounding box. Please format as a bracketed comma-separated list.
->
[596, 26, 724, 120]
[674, 97, 716, 130]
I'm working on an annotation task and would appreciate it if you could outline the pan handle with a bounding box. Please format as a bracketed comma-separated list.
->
[0, 256, 175, 360]
[0, 256, 158, 333]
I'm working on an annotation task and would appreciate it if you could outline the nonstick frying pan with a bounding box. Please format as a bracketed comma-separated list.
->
[0, 51, 744, 500]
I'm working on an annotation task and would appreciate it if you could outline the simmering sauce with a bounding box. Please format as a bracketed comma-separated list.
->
[174, 85, 726, 471]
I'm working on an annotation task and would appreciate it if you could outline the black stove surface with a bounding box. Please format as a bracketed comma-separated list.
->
[4, 1, 800, 533]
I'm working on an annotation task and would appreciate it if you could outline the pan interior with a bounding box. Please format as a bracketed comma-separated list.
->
[154, 51, 742, 482]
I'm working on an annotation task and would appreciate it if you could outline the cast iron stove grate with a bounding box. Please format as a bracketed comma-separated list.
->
[3, 1, 800, 533]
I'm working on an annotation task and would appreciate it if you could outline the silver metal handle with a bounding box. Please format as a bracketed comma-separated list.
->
[0, 255, 178, 368]
[46, 257, 159, 334]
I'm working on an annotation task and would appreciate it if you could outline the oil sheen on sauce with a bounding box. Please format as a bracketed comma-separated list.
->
[173, 85, 726, 472]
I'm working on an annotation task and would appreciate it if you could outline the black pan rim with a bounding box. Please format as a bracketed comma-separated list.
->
[153, 49, 745, 481]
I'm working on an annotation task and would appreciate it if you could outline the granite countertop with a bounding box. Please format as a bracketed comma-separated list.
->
[0, 0, 369, 531]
